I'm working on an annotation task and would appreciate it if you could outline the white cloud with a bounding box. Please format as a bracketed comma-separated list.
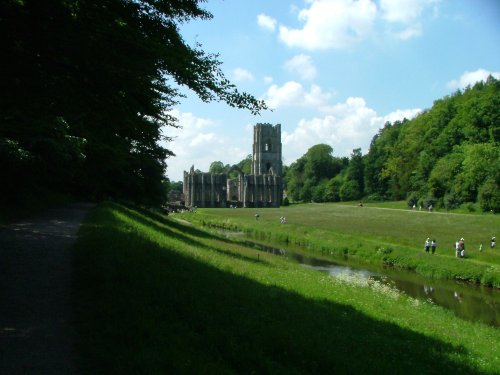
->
[379, 108, 422, 124]
[264, 76, 274, 84]
[166, 101, 422, 179]
[278, 0, 377, 50]
[263, 81, 332, 109]
[380, 0, 436, 23]
[257, 14, 277, 32]
[232, 68, 254, 82]
[447, 68, 500, 90]
[395, 24, 422, 40]
[164, 110, 250, 181]
[283, 54, 317, 80]
[282, 98, 421, 163]
[381, 0, 438, 40]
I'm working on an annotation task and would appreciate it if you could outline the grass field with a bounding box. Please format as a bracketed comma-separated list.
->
[178, 202, 500, 287]
[73, 202, 500, 374]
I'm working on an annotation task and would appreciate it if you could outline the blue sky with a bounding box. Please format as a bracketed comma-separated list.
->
[165, 0, 500, 181]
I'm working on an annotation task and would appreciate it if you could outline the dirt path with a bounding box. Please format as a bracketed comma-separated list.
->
[0, 202, 94, 374]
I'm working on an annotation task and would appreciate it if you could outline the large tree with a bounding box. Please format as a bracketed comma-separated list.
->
[1, 0, 266, 206]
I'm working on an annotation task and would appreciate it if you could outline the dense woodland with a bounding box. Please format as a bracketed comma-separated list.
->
[0, 0, 265, 209]
[283, 77, 499, 211]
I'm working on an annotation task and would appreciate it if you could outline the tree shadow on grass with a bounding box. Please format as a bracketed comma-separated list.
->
[75, 205, 481, 375]
[111, 203, 264, 265]
[132, 204, 230, 243]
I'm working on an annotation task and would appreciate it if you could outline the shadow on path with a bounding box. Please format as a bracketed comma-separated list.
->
[0, 202, 95, 374]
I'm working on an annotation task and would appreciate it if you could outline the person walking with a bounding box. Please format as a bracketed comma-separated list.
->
[491, 237, 496, 249]
[431, 239, 437, 254]
[458, 238, 465, 258]
[424, 238, 431, 253]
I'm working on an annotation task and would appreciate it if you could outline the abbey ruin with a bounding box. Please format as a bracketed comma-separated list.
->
[183, 123, 283, 208]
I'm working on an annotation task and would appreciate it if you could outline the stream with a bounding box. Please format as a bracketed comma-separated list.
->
[241, 239, 500, 327]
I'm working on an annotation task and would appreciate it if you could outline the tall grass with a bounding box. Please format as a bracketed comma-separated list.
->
[180, 203, 500, 287]
[73, 202, 500, 374]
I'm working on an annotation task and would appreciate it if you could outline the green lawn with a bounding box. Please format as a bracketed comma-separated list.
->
[179, 202, 500, 286]
[73, 202, 500, 374]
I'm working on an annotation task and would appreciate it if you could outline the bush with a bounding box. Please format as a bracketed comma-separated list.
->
[364, 193, 385, 202]
[478, 178, 500, 212]
[423, 195, 437, 210]
[443, 191, 462, 210]
[406, 192, 419, 208]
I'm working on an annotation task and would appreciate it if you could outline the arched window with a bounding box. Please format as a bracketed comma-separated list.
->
[264, 139, 272, 152]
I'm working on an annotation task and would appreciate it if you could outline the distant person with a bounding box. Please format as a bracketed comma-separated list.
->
[491, 237, 496, 249]
[428, 204, 433, 212]
[255, 213, 260, 220]
[479, 243, 483, 252]
[424, 238, 431, 253]
[458, 238, 465, 258]
[412, 204, 416, 210]
[455, 241, 460, 258]
[431, 239, 437, 254]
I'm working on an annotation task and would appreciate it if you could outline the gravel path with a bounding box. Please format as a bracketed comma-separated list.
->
[0, 203, 94, 374]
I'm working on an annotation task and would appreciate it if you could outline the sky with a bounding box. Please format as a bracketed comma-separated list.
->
[164, 0, 500, 182]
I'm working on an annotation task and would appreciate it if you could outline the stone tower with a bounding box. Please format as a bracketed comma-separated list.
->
[252, 123, 282, 176]
[183, 122, 283, 208]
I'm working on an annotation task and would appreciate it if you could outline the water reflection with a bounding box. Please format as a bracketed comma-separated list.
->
[246, 239, 500, 327]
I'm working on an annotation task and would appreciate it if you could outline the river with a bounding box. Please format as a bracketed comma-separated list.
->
[243, 239, 500, 327]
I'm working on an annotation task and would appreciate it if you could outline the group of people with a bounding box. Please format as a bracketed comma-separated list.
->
[412, 204, 432, 211]
[455, 238, 466, 258]
[423, 236, 496, 258]
[424, 238, 437, 254]
[424, 237, 496, 258]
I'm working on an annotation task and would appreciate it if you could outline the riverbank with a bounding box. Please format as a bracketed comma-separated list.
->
[179, 203, 500, 288]
[73, 202, 500, 374]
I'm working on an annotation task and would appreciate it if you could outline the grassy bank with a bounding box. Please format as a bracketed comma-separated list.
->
[179, 203, 500, 288]
[73, 202, 500, 374]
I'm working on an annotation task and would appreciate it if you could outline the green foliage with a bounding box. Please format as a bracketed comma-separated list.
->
[282, 196, 290, 206]
[1, 0, 266, 208]
[363, 77, 499, 210]
[339, 179, 361, 201]
[478, 178, 500, 212]
[285, 144, 349, 202]
[208, 161, 225, 174]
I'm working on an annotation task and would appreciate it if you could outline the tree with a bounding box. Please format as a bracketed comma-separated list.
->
[1, 0, 267, 207]
[478, 178, 500, 212]
[344, 148, 364, 197]
[209, 161, 225, 174]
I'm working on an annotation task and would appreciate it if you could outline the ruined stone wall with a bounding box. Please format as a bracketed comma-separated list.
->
[183, 167, 227, 208]
[183, 123, 283, 208]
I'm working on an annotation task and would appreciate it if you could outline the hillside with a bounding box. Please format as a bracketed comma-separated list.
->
[285, 76, 500, 212]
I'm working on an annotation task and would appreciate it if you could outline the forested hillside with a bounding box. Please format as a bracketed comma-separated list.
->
[285, 76, 499, 211]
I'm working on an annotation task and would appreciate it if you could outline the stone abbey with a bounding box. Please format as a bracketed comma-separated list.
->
[183, 123, 283, 208]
